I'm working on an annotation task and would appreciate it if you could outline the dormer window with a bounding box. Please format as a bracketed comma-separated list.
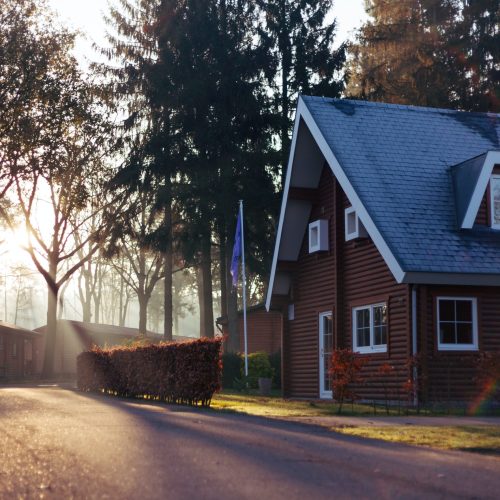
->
[490, 174, 500, 229]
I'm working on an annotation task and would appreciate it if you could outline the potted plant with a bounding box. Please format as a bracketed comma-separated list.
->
[247, 352, 274, 396]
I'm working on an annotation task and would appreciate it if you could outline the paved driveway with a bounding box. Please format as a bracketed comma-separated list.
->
[0, 385, 499, 499]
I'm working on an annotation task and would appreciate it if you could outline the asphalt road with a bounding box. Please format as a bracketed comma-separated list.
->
[0, 386, 499, 499]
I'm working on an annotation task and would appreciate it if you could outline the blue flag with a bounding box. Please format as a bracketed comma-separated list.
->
[230, 212, 242, 287]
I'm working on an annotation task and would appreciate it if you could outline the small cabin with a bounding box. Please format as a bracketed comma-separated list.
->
[0, 322, 41, 380]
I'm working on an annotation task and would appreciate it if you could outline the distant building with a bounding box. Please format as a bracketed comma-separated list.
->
[34, 320, 191, 375]
[0, 321, 41, 379]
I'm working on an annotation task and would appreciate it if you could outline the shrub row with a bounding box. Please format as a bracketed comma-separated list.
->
[77, 337, 223, 406]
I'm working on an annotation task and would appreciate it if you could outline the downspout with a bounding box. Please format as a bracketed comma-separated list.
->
[411, 285, 418, 406]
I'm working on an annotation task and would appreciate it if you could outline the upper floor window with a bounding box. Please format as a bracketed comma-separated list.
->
[352, 303, 387, 354]
[490, 175, 500, 229]
[308, 219, 329, 253]
[437, 297, 478, 351]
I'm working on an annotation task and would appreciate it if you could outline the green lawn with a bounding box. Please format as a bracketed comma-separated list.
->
[211, 392, 409, 417]
[210, 393, 500, 455]
[333, 425, 500, 455]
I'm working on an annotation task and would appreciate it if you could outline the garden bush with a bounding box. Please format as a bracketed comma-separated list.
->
[222, 352, 243, 389]
[77, 337, 223, 406]
[330, 349, 368, 414]
[246, 351, 274, 388]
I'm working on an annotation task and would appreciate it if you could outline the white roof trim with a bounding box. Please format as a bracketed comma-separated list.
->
[266, 97, 406, 311]
[461, 151, 500, 228]
[265, 100, 303, 311]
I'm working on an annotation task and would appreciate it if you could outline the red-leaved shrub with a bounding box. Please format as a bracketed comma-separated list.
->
[329, 349, 368, 414]
[77, 337, 223, 407]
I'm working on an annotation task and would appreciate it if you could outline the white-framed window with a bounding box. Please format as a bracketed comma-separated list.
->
[288, 303, 295, 321]
[490, 175, 500, 229]
[437, 297, 478, 351]
[352, 303, 388, 354]
[308, 219, 329, 253]
[344, 207, 367, 241]
[319, 311, 333, 398]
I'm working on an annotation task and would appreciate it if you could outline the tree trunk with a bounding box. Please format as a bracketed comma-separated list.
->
[82, 298, 91, 323]
[225, 237, 240, 352]
[219, 225, 228, 320]
[201, 238, 214, 338]
[119, 272, 125, 326]
[42, 257, 59, 378]
[163, 200, 173, 341]
[94, 265, 103, 323]
[138, 294, 148, 334]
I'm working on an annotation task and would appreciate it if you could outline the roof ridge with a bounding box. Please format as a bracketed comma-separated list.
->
[300, 95, 500, 118]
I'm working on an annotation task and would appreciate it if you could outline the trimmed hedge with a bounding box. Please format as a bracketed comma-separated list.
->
[77, 337, 223, 407]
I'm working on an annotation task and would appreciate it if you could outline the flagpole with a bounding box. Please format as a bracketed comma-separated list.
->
[239, 200, 249, 377]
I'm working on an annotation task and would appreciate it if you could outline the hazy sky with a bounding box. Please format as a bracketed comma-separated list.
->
[48, 0, 368, 66]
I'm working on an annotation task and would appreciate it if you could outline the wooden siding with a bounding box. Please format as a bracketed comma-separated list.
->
[0, 331, 36, 379]
[285, 166, 335, 398]
[283, 165, 411, 400]
[236, 309, 281, 354]
[341, 190, 410, 401]
[419, 285, 500, 402]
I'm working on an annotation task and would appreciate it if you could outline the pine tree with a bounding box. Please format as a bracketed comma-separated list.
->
[450, 0, 500, 112]
[258, 0, 346, 183]
[347, 0, 459, 107]
[102, 0, 278, 343]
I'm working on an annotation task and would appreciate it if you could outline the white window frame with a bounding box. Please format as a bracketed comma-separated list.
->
[308, 219, 329, 253]
[345, 207, 359, 241]
[489, 175, 500, 229]
[352, 303, 388, 354]
[436, 296, 478, 351]
[319, 311, 333, 399]
[288, 303, 295, 321]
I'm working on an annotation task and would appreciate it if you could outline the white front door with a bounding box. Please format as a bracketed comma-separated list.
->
[319, 311, 333, 399]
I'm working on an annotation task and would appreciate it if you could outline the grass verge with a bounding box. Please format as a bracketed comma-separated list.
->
[332, 425, 500, 455]
[211, 392, 406, 417]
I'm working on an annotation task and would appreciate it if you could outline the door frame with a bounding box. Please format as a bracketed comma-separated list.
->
[319, 311, 333, 399]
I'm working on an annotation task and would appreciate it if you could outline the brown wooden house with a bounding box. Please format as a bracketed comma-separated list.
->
[266, 96, 500, 403]
[216, 304, 281, 355]
[0, 322, 41, 380]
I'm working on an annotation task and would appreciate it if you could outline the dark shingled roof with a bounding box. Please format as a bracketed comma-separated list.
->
[301, 96, 500, 275]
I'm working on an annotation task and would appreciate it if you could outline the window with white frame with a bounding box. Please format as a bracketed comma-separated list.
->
[308, 219, 328, 253]
[345, 207, 358, 241]
[352, 303, 388, 353]
[344, 207, 368, 241]
[437, 297, 478, 351]
[490, 175, 500, 229]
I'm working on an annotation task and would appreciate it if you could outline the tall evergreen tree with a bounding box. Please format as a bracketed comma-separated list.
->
[347, 0, 459, 107]
[258, 0, 346, 183]
[450, 0, 500, 112]
[103, 0, 278, 343]
[102, 0, 180, 340]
